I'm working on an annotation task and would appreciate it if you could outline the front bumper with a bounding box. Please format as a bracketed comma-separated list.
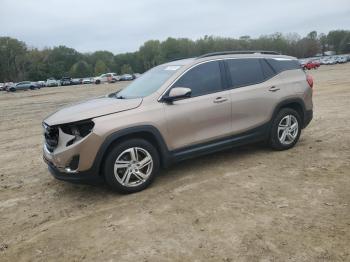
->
[44, 156, 103, 185]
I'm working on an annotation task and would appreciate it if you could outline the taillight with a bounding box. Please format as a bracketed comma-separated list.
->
[306, 74, 313, 88]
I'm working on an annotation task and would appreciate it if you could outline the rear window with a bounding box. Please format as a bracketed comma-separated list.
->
[225, 58, 265, 87]
[260, 59, 276, 79]
[266, 58, 300, 73]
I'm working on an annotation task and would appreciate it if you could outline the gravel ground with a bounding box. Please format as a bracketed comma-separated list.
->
[0, 65, 349, 261]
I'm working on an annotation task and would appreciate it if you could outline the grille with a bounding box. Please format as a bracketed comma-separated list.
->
[43, 123, 59, 152]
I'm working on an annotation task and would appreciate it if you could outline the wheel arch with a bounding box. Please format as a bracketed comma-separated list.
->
[94, 125, 171, 176]
[272, 98, 306, 127]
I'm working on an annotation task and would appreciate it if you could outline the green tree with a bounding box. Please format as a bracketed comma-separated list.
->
[138, 40, 162, 70]
[25, 48, 50, 81]
[307, 31, 318, 40]
[327, 30, 350, 54]
[94, 60, 108, 75]
[2, 30, 350, 82]
[120, 64, 133, 74]
[88, 51, 115, 71]
[0, 37, 27, 82]
[46, 45, 81, 78]
[70, 60, 92, 77]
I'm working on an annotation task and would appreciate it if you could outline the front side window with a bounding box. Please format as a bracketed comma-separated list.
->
[226, 59, 265, 88]
[173, 61, 222, 97]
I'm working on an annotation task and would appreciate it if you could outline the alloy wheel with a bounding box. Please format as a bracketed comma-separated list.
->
[277, 115, 299, 145]
[114, 147, 153, 187]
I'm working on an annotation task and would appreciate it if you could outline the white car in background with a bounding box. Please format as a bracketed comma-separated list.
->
[94, 73, 120, 84]
[336, 56, 347, 63]
[82, 78, 93, 84]
[46, 78, 59, 87]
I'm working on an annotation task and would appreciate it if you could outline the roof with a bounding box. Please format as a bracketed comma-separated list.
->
[163, 51, 296, 67]
[163, 58, 195, 66]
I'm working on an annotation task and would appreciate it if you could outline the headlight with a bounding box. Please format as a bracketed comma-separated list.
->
[60, 120, 94, 146]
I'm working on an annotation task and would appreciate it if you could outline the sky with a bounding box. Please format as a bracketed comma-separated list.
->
[1, 0, 349, 54]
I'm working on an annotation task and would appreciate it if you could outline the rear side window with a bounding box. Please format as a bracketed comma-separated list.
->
[225, 59, 265, 87]
[260, 59, 276, 79]
[174, 61, 222, 97]
[266, 58, 300, 73]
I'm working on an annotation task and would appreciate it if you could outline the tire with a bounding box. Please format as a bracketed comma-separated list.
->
[104, 138, 160, 193]
[269, 108, 302, 150]
[95, 80, 101, 84]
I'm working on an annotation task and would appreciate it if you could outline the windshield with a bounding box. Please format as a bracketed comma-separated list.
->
[117, 65, 181, 98]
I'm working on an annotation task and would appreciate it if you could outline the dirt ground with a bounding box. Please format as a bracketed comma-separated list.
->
[0, 64, 349, 262]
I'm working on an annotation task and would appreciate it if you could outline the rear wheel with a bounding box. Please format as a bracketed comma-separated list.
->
[269, 108, 301, 150]
[95, 80, 101, 84]
[104, 139, 160, 193]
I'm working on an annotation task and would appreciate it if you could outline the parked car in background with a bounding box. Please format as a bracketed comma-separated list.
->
[7, 81, 38, 92]
[37, 81, 46, 87]
[71, 78, 82, 85]
[46, 78, 59, 87]
[2, 82, 15, 91]
[0, 83, 4, 91]
[336, 56, 347, 63]
[32, 82, 42, 89]
[132, 73, 141, 79]
[302, 60, 320, 70]
[120, 74, 133, 81]
[94, 73, 119, 84]
[61, 77, 72, 86]
[82, 78, 93, 84]
[325, 58, 337, 65]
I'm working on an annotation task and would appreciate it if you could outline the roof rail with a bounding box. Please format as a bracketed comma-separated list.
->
[196, 50, 281, 59]
[169, 56, 194, 62]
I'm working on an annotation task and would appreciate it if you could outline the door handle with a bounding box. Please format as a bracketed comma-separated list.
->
[269, 86, 280, 92]
[213, 97, 228, 103]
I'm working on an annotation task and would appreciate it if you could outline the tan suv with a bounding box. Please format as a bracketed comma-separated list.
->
[43, 51, 313, 193]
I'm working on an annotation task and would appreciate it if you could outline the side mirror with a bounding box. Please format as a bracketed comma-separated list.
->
[163, 87, 191, 103]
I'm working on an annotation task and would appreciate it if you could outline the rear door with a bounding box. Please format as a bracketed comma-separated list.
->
[224, 58, 285, 134]
[163, 60, 232, 150]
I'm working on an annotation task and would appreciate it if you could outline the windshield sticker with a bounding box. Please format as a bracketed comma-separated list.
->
[165, 66, 181, 71]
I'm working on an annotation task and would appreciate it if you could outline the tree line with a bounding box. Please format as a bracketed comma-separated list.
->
[0, 30, 349, 82]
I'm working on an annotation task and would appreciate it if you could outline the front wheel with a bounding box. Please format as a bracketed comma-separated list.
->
[269, 108, 302, 150]
[104, 139, 160, 193]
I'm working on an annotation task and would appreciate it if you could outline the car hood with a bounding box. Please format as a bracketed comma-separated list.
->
[44, 96, 142, 126]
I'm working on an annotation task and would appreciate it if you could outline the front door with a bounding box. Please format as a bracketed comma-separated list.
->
[163, 61, 232, 150]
